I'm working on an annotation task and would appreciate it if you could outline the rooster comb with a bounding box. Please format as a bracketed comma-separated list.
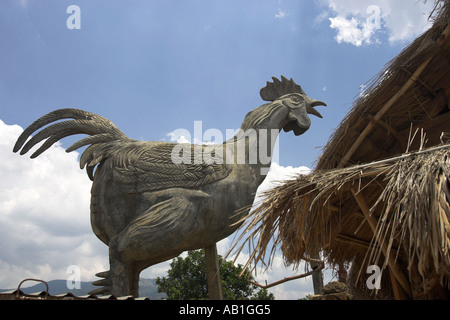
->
[260, 76, 306, 102]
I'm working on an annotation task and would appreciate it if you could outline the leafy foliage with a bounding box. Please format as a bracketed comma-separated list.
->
[156, 250, 274, 300]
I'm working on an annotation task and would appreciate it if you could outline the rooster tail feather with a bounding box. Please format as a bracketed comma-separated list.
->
[13, 108, 131, 180]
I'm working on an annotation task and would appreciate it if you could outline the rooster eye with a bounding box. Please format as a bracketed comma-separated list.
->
[291, 95, 300, 103]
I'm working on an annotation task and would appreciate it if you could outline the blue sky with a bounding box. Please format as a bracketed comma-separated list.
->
[0, 0, 437, 299]
[1, 0, 422, 166]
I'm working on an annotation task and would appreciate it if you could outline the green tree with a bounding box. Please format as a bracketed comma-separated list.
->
[156, 249, 274, 300]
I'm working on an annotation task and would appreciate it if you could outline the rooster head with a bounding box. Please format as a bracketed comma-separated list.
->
[260, 76, 326, 135]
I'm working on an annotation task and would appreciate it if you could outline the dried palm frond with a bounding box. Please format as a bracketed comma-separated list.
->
[232, 144, 450, 298]
[231, 0, 450, 299]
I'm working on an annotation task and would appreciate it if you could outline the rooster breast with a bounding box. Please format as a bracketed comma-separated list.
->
[89, 141, 237, 245]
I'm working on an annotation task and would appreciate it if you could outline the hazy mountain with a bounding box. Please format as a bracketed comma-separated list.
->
[0, 279, 167, 299]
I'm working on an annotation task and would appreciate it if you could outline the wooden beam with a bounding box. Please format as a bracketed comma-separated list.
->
[351, 189, 412, 298]
[338, 56, 433, 168]
[388, 267, 410, 300]
[336, 234, 377, 249]
[400, 66, 434, 94]
[310, 252, 323, 295]
[364, 114, 404, 146]
[249, 259, 325, 290]
[205, 243, 223, 300]
[336, 234, 400, 255]
[339, 143, 450, 173]
[338, 22, 450, 168]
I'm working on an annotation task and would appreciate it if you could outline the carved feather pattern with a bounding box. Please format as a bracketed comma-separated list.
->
[13, 108, 232, 191]
[110, 142, 231, 193]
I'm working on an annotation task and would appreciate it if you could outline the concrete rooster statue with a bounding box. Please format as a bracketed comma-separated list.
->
[13, 76, 325, 297]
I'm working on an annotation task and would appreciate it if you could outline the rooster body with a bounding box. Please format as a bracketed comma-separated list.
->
[14, 77, 325, 297]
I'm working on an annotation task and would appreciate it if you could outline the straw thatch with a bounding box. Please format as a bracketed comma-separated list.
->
[233, 1, 450, 299]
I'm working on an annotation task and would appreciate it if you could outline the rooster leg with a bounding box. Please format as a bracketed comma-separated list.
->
[108, 195, 206, 297]
[108, 241, 140, 297]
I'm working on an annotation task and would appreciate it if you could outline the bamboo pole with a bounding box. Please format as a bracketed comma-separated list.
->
[249, 259, 325, 290]
[338, 22, 450, 168]
[351, 189, 412, 298]
[338, 56, 433, 168]
[388, 268, 409, 300]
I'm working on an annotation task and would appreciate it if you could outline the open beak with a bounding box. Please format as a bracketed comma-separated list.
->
[306, 99, 327, 118]
[282, 96, 327, 136]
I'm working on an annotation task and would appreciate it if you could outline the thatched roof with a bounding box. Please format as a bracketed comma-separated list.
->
[317, 1, 450, 170]
[233, 1, 450, 299]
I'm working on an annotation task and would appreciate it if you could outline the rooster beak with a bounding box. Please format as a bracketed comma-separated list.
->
[307, 99, 326, 119]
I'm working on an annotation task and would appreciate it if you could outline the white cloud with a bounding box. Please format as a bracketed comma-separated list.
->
[171, 134, 191, 144]
[0, 119, 107, 289]
[255, 162, 310, 203]
[329, 15, 378, 47]
[321, 0, 436, 46]
[166, 126, 223, 145]
[275, 8, 288, 19]
[166, 129, 191, 143]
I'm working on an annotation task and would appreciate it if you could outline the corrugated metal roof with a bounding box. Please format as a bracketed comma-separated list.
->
[0, 288, 150, 300]
[0, 288, 149, 300]
[0, 278, 150, 300]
